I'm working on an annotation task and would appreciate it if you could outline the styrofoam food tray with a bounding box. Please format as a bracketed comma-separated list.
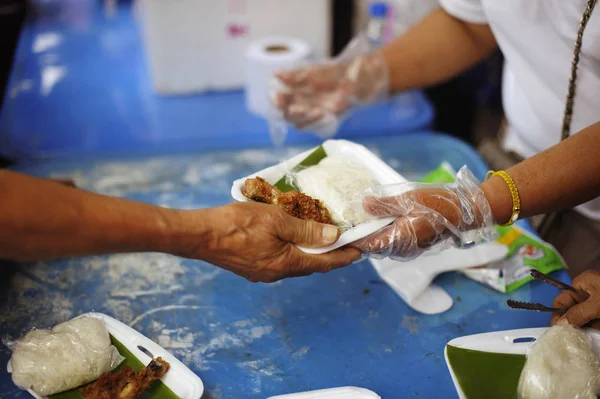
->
[7, 312, 204, 399]
[444, 327, 600, 398]
[268, 386, 381, 398]
[231, 139, 406, 254]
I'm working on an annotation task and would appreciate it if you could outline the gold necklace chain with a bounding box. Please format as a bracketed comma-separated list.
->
[561, 0, 597, 140]
[538, 0, 597, 236]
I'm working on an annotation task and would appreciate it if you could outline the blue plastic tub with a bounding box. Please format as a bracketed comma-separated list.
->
[0, 1, 433, 162]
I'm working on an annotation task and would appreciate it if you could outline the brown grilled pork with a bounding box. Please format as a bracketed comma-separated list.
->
[242, 177, 333, 224]
[80, 357, 170, 399]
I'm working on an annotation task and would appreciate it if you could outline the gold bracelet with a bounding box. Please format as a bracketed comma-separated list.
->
[485, 170, 521, 226]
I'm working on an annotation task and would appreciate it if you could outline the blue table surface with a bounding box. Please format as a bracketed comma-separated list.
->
[0, 134, 569, 398]
[0, 0, 433, 162]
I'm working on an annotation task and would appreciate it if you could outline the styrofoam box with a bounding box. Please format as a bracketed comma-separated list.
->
[231, 139, 407, 254]
[445, 327, 600, 399]
[268, 386, 381, 399]
[7, 312, 204, 399]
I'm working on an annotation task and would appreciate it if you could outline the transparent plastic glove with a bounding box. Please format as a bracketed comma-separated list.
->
[353, 166, 496, 261]
[517, 325, 600, 399]
[272, 34, 389, 138]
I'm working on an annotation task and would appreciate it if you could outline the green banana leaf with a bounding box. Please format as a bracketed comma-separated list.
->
[49, 335, 179, 399]
[274, 146, 327, 192]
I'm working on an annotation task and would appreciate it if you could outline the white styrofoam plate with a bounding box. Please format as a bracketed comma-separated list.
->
[7, 312, 204, 399]
[268, 386, 381, 399]
[444, 327, 600, 398]
[231, 139, 406, 254]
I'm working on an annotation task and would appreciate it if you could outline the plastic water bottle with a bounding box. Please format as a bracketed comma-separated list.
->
[366, 2, 417, 118]
[366, 2, 389, 49]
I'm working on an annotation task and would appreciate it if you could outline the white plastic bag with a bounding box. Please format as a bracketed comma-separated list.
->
[517, 325, 600, 399]
[7, 316, 125, 396]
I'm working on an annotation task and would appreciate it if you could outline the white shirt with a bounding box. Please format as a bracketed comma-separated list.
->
[439, 0, 600, 221]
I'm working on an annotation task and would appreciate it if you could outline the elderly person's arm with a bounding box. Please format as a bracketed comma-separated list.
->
[0, 170, 359, 282]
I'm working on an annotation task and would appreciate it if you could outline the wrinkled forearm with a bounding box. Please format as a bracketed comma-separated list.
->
[0, 170, 206, 261]
[379, 7, 498, 94]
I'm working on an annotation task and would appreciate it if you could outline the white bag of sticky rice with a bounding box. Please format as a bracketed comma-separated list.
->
[8, 316, 124, 396]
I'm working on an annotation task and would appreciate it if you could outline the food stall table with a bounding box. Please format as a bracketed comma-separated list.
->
[0, 134, 569, 398]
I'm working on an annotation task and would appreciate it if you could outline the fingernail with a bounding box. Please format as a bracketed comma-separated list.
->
[322, 225, 339, 243]
[557, 317, 569, 326]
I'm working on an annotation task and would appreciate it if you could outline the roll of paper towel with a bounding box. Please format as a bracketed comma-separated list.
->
[245, 36, 313, 125]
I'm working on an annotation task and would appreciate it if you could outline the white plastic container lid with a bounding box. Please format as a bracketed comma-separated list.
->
[268, 386, 381, 399]
[445, 327, 600, 399]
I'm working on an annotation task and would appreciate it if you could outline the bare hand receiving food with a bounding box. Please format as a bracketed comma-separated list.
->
[181, 202, 360, 283]
[1, 170, 360, 283]
[353, 167, 495, 260]
[273, 36, 389, 137]
[551, 270, 600, 329]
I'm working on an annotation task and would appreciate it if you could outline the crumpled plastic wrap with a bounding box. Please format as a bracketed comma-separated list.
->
[272, 34, 389, 138]
[6, 316, 124, 396]
[288, 155, 378, 230]
[517, 325, 600, 399]
[353, 166, 496, 261]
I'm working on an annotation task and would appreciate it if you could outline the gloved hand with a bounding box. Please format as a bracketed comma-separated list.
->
[353, 167, 496, 260]
[272, 35, 389, 138]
